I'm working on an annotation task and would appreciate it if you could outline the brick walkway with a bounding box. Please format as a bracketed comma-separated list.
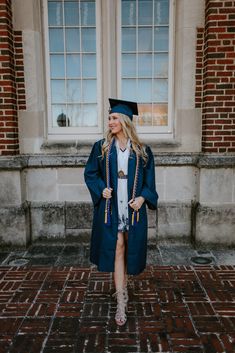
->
[0, 265, 234, 353]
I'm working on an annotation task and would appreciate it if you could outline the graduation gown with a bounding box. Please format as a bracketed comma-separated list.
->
[84, 138, 158, 275]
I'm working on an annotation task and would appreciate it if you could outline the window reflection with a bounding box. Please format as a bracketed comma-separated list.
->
[49, 29, 64, 52]
[66, 54, 81, 78]
[48, 2, 63, 26]
[65, 29, 80, 52]
[122, 0, 136, 26]
[64, 1, 80, 26]
[50, 55, 65, 78]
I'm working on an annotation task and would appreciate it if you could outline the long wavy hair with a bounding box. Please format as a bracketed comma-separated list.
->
[101, 113, 148, 164]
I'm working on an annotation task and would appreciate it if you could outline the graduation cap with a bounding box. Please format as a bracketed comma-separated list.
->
[109, 98, 138, 121]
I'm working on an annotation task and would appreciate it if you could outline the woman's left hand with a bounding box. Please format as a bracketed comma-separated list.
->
[128, 196, 145, 211]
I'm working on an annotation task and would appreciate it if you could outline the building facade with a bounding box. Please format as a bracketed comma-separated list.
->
[0, 0, 234, 246]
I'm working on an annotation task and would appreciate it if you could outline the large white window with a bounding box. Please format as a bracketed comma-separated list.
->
[44, 0, 174, 138]
[44, 0, 102, 135]
[118, 0, 174, 134]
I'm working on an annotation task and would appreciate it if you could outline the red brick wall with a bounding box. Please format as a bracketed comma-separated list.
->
[200, 0, 235, 153]
[0, 0, 25, 156]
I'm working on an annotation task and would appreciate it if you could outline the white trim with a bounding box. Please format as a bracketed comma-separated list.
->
[43, 0, 102, 136]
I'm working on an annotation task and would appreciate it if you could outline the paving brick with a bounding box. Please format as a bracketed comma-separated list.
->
[139, 332, 171, 353]
[8, 334, 45, 353]
[0, 265, 234, 352]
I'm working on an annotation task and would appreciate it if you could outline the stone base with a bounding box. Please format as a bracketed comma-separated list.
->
[157, 202, 192, 242]
[0, 203, 30, 246]
[195, 204, 235, 246]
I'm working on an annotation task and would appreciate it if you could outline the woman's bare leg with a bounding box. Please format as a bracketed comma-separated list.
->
[114, 231, 126, 290]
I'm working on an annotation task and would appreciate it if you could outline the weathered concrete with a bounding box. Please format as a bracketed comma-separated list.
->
[0, 171, 22, 205]
[30, 202, 65, 240]
[66, 202, 93, 229]
[0, 204, 30, 246]
[157, 202, 192, 242]
[196, 205, 235, 246]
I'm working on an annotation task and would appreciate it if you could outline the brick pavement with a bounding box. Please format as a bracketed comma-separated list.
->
[0, 264, 234, 353]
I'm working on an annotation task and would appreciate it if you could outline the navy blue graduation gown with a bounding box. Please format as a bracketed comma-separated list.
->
[84, 139, 158, 275]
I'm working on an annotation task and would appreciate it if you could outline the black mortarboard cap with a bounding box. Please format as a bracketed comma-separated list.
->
[109, 98, 138, 121]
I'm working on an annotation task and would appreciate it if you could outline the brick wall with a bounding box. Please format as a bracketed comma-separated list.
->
[200, 0, 235, 153]
[0, 0, 25, 156]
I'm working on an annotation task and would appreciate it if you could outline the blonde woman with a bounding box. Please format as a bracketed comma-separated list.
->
[84, 99, 158, 326]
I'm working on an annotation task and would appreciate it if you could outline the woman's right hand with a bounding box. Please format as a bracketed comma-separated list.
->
[102, 187, 113, 199]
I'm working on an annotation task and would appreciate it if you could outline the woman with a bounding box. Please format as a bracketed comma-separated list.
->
[84, 98, 158, 326]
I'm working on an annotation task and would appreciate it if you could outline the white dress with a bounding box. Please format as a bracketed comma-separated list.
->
[115, 138, 130, 232]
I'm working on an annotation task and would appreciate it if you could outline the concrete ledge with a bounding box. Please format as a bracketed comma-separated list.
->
[0, 153, 234, 170]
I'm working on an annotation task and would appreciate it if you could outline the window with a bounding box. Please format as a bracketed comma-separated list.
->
[118, 0, 174, 134]
[44, 0, 102, 135]
[43, 0, 174, 138]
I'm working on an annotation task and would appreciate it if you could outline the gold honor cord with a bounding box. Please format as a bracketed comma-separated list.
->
[104, 138, 114, 225]
[131, 152, 140, 226]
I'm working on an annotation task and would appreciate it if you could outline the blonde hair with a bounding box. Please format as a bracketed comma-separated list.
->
[101, 113, 148, 164]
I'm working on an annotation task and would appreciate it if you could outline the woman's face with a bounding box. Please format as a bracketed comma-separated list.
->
[108, 113, 123, 134]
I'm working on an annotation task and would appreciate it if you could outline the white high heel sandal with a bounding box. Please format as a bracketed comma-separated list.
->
[112, 287, 128, 326]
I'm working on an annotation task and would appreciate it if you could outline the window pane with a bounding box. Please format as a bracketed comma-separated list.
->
[51, 80, 66, 103]
[81, 1, 96, 26]
[122, 0, 136, 26]
[153, 79, 168, 102]
[122, 79, 137, 101]
[81, 28, 96, 52]
[66, 54, 81, 78]
[48, 2, 63, 26]
[122, 54, 136, 77]
[67, 80, 81, 102]
[138, 0, 153, 25]
[154, 0, 169, 25]
[138, 54, 152, 77]
[134, 104, 153, 126]
[122, 28, 136, 52]
[83, 80, 96, 103]
[137, 79, 152, 102]
[82, 54, 96, 78]
[50, 54, 65, 78]
[49, 28, 64, 52]
[154, 53, 168, 77]
[138, 28, 152, 52]
[154, 27, 168, 51]
[52, 104, 68, 127]
[152, 103, 168, 125]
[67, 104, 81, 126]
[64, 1, 80, 26]
[82, 104, 97, 126]
[65, 28, 80, 52]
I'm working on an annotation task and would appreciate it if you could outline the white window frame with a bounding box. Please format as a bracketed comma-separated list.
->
[117, 0, 175, 138]
[42, 0, 103, 139]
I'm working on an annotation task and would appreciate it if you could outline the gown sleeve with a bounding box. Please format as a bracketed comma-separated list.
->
[140, 145, 159, 210]
[84, 141, 106, 207]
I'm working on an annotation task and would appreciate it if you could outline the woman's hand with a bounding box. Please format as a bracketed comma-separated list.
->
[102, 187, 113, 199]
[128, 196, 145, 211]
